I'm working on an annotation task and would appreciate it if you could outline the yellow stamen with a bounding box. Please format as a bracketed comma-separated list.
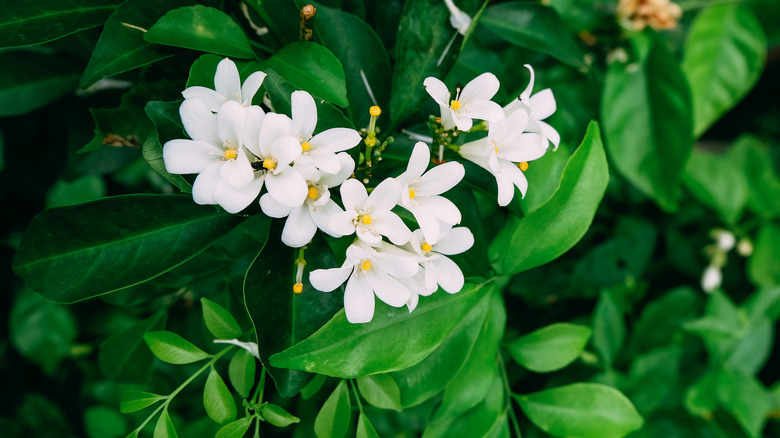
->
[409, 189, 416, 199]
[262, 158, 276, 170]
[494, 146, 499, 153]
[361, 260, 372, 271]
[293, 283, 303, 294]
[301, 142, 312, 151]
[518, 161, 529, 171]
[361, 215, 372, 225]
[450, 100, 462, 110]
[223, 148, 238, 160]
[421, 242, 432, 253]
[369, 106, 382, 117]
[307, 187, 318, 199]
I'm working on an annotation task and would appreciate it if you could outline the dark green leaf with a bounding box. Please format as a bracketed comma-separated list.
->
[46, 176, 107, 208]
[489, 121, 608, 276]
[727, 135, 780, 217]
[592, 291, 625, 369]
[260, 403, 300, 427]
[85, 406, 127, 438]
[682, 4, 766, 137]
[204, 367, 237, 425]
[507, 323, 591, 373]
[750, 224, 780, 287]
[143, 100, 192, 193]
[517, 383, 644, 438]
[625, 347, 684, 416]
[314, 381, 351, 438]
[628, 287, 701, 354]
[0, 0, 120, 47]
[356, 413, 380, 438]
[154, 410, 178, 438]
[269, 281, 495, 378]
[120, 391, 166, 413]
[264, 42, 348, 107]
[144, 331, 210, 364]
[144, 5, 253, 58]
[602, 33, 693, 211]
[215, 417, 252, 438]
[682, 148, 748, 225]
[80, 86, 154, 153]
[202, 298, 243, 340]
[0, 51, 81, 117]
[480, 2, 586, 69]
[228, 349, 256, 398]
[99, 311, 167, 383]
[13, 194, 241, 302]
[357, 374, 402, 411]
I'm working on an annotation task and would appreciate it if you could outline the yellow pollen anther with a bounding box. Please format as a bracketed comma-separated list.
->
[518, 161, 529, 171]
[421, 242, 432, 253]
[369, 106, 382, 117]
[307, 187, 318, 199]
[262, 158, 276, 170]
[494, 146, 499, 153]
[409, 189, 416, 199]
[293, 283, 303, 294]
[361, 260, 372, 271]
[361, 215, 373, 225]
[223, 148, 238, 160]
[450, 100, 462, 110]
[301, 142, 312, 151]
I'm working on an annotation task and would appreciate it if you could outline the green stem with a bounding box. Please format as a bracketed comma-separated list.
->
[348, 379, 365, 414]
[164, 346, 234, 407]
[497, 351, 522, 438]
[254, 414, 261, 438]
[256, 367, 267, 405]
[133, 402, 167, 434]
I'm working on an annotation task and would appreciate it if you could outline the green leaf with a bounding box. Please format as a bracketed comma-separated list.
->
[357, 374, 402, 411]
[46, 176, 107, 208]
[99, 311, 166, 383]
[79, 86, 155, 153]
[269, 281, 495, 378]
[749, 223, 780, 287]
[12, 194, 241, 302]
[356, 413, 381, 438]
[144, 331, 210, 364]
[215, 417, 252, 438]
[144, 6, 253, 58]
[480, 2, 586, 69]
[301, 373, 328, 400]
[625, 347, 684, 416]
[120, 391, 166, 413]
[244, 232, 344, 396]
[682, 148, 748, 225]
[154, 410, 178, 438]
[264, 42, 348, 107]
[259, 403, 300, 427]
[489, 121, 608, 276]
[602, 33, 693, 212]
[0, 51, 81, 117]
[204, 367, 237, 425]
[143, 100, 192, 193]
[517, 383, 644, 438]
[716, 368, 770, 438]
[520, 142, 572, 214]
[592, 291, 625, 369]
[628, 287, 700, 354]
[85, 406, 127, 438]
[507, 323, 592, 373]
[314, 381, 351, 438]
[727, 134, 780, 217]
[424, 372, 507, 438]
[201, 298, 243, 340]
[726, 317, 772, 375]
[228, 349, 256, 398]
[0, 0, 121, 47]
[682, 4, 766, 137]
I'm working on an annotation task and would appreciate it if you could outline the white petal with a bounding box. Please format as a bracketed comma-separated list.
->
[460, 72, 499, 103]
[259, 193, 293, 218]
[219, 152, 255, 187]
[340, 179, 368, 212]
[310, 198, 344, 236]
[213, 176, 263, 213]
[404, 142, 431, 181]
[270, 136, 303, 167]
[242, 106, 265, 155]
[214, 58, 241, 102]
[372, 251, 420, 278]
[266, 168, 308, 207]
[500, 133, 546, 163]
[406, 293, 419, 312]
[306, 149, 341, 174]
[291, 90, 317, 140]
[213, 339, 259, 358]
[282, 206, 317, 247]
[520, 64, 535, 101]
[182, 86, 226, 112]
[345, 274, 375, 323]
[318, 153, 355, 187]
[529, 88, 556, 120]
[502, 160, 529, 198]
[310, 266, 352, 292]
[367, 269, 411, 307]
[462, 100, 504, 123]
[432, 256, 464, 293]
[423, 77, 451, 106]
[217, 100, 245, 147]
[192, 164, 222, 205]
[356, 227, 383, 246]
[372, 212, 412, 245]
[495, 172, 515, 207]
[163, 139, 221, 174]
[365, 178, 402, 212]
[418, 196, 462, 226]
[310, 128, 362, 153]
[241, 71, 267, 106]
[416, 162, 464, 195]
[433, 227, 474, 255]
[180, 99, 221, 145]
[410, 207, 440, 245]
[452, 111, 474, 131]
[329, 210, 358, 236]
[538, 120, 561, 149]
[440, 106, 457, 130]
[258, 113, 294, 156]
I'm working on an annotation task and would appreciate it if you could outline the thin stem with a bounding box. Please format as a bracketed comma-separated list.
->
[254, 367, 267, 405]
[497, 351, 522, 438]
[164, 346, 234, 406]
[254, 414, 261, 438]
[133, 402, 166, 434]
[348, 379, 365, 414]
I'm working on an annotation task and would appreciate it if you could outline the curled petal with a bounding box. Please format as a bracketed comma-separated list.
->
[529, 88, 556, 120]
[433, 227, 474, 255]
[191, 164, 222, 206]
[260, 193, 293, 218]
[432, 255, 464, 293]
[310, 266, 352, 292]
[520, 64, 535, 101]
[372, 212, 412, 245]
[309, 128, 361, 153]
[423, 77, 451, 106]
[213, 176, 263, 214]
[310, 198, 344, 236]
[241, 71, 267, 106]
[356, 227, 382, 246]
[538, 120, 561, 150]
[318, 153, 355, 187]
[181, 86, 226, 112]
[367, 269, 412, 307]
[459, 72, 500, 103]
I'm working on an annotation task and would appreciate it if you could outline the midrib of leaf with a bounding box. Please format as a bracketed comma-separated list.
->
[0, 4, 116, 29]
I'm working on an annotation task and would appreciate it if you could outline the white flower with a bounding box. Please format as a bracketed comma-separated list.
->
[503, 64, 560, 150]
[309, 241, 420, 323]
[213, 339, 259, 359]
[423, 73, 504, 131]
[182, 58, 266, 112]
[163, 99, 264, 213]
[290, 90, 362, 174]
[460, 109, 547, 206]
[396, 142, 464, 244]
[407, 226, 473, 295]
[259, 154, 354, 247]
[329, 178, 412, 246]
[714, 230, 736, 252]
[701, 265, 722, 293]
[444, 0, 472, 35]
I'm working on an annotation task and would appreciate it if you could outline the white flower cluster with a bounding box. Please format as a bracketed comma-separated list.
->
[424, 65, 559, 206]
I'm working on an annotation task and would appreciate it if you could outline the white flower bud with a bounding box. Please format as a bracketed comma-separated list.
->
[737, 238, 754, 257]
[701, 265, 722, 293]
[716, 231, 736, 251]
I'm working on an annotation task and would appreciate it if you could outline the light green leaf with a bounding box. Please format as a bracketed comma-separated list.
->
[593, 291, 625, 369]
[682, 148, 748, 225]
[682, 4, 767, 137]
[520, 143, 572, 215]
[489, 121, 608, 276]
[508, 323, 592, 373]
[154, 410, 178, 438]
[120, 391, 166, 413]
[749, 224, 780, 287]
[215, 417, 252, 438]
[314, 381, 351, 438]
[517, 383, 643, 438]
[0, 52, 81, 117]
[99, 311, 166, 383]
[602, 33, 693, 211]
[144, 5, 253, 58]
[144, 331, 210, 364]
[727, 135, 780, 217]
[356, 413, 381, 438]
[264, 42, 348, 107]
[480, 2, 586, 69]
[204, 367, 237, 425]
[259, 403, 300, 427]
[357, 374, 402, 411]
[228, 349, 256, 399]
[201, 298, 243, 340]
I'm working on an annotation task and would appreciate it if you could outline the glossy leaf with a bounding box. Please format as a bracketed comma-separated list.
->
[507, 323, 592, 373]
[204, 367, 237, 425]
[0, 0, 120, 47]
[683, 148, 748, 225]
[120, 391, 166, 413]
[264, 42, 348, 107]
[99, 311, 167, 383]
[269, 281, 495, 378]
[215, 417, 252, 438]
[481, 2, 586, 69]
[154, 410, 178, 438]
[201, 298, 243, 340]
[489, 121, 608, 276]
[517, 383, 644, 438]
[749, 224, 780, 287]
[602, 34, 693, 212]
[0, 52, 81, 117]
[356, 413, 381, 438]
[228, 349, 256, 398]
[13, 194, 240, 302]
[143, 100, 192, 193]
[144, 6, 253, 58]
[314, 381, 351, 438]
[144, 331, 210, 364]
[682, 4, 766, 137]
[593, 291, 625, 369]
[259, 403, 300, 427]
[357, 374, 402, 411]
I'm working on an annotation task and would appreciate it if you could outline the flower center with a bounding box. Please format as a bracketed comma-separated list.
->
[518, 161, 529, 171]
[450, 100, 462, 110]
[421, 242, 432, 254]
[262, 158, 277, 170]
[223, 148, 238, 160]
[307, 187, 319, 199]
[301, 142, 312, 151]
[361, 260, 372, 271]
[360, 215, 373, 225]
[293, 283, 303, 294]
[409, 189, 416, 199]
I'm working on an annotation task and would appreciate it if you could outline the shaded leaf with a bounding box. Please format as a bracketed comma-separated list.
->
[99, 311, 167, 383]
[215, 417, 252, 438]
[0, 51, 81, 117]
[154, 410, 178, 438]
[682, 148, 748, 225]
[143, 100, 192, 193]
[749, 224, 780, 288]
[592, 291, 625, 369]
